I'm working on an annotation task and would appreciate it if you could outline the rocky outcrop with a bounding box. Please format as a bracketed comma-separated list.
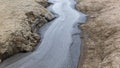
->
[76, 0, 120, 68]
[0, 0, 54, 61]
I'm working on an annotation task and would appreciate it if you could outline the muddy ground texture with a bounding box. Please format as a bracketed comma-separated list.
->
[76, 0, 120, 68]
[0, 0, 54, 61]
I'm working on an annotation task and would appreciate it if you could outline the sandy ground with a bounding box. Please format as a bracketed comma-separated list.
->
[76, 0, 120, 68]
[0, 0, 54, 61]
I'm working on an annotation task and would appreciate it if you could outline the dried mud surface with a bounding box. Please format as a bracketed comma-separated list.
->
[0, 0, 54, 61]
[76, 0, 120, 68]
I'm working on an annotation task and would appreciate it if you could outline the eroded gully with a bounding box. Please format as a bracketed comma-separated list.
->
[0, 0, 86, 68]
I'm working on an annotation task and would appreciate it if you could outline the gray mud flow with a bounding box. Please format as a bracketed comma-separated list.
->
[0, 0, 86, 68]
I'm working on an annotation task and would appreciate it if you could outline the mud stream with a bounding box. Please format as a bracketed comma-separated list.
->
[0, 0, 86, 68]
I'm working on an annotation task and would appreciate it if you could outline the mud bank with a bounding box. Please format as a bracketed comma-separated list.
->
[0, 0, 54, 61]
[76, 0, 120, 68]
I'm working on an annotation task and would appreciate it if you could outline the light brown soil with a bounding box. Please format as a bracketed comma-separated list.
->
[0, 0, 54, 61]
[76, 0, 120, 68]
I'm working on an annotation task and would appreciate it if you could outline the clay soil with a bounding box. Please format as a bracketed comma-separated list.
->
[0, 0, 54, 61]
[76, 0, 120, 68]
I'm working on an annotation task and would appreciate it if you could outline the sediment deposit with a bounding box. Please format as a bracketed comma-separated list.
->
[0, 0, 53, 61]
[76, 0, 120, 68]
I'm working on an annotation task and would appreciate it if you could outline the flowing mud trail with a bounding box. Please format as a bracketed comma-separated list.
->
[0, 0, 86, 68]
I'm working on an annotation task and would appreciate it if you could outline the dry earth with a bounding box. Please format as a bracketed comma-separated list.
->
[0, 0, 54, 61]
[76, 0, 120, 68]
